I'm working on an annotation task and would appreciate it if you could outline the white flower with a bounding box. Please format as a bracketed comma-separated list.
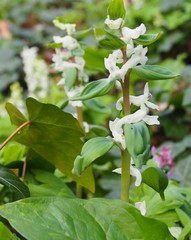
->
[135, 200, 146, 216]
[121, 23, 146, 43]
[104, 15, 123, 29]
[104, 54, 121, 80]
[53, 35, 80, 50]
[53, 20, 76, 35]
[109, 118, 126, 149]
[112, 164, 142, 186]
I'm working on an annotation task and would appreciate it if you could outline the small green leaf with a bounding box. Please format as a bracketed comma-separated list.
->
[84, 98, 111, 114]
[6, 102, 26, 126]
[71, 48, 85, 57]
[108, 0, 126, 20]
[64, 67, 77, 90]
[71, 78, 115, 101]
[0, 165, 30, 199]
[0, 197, 173, 240]
[73, 28, 92, 39]
[94, 28, 126, 50]
[142, 166, 168, 200]
[73, 137, 114, 176]
[132, 65, 180, 80]
[124, 121, 150, 168]
[134, 32, 163, 46]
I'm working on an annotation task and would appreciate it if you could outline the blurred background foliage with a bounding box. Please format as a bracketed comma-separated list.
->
[0, 0, 191, 202]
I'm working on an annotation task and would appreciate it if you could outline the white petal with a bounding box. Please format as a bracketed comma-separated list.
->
[116, 97, 123, 111]
[143, 115, 160, 125]
[130, 165, 142, 186]
[57, 78, 65, 86]
[146, 101, 160, 110]
[168, 227, 182, 239]
[135, 200, 146, 216]
[121, 23, 146, 43]
[144, 82, 149, 95]
[112, 168, 122, 174]
[105, 15, 123, 30]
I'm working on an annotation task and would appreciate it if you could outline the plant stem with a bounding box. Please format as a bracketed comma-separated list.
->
[120, 47, 131, 202]
[76, 106, 84, 198]
[121, 149, 131, 201]
[21, 159, 27, 179]
[0, 121, 31, 151]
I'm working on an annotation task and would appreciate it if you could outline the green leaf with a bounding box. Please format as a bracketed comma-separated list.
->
[46, 42, 62, 49]
[64, 67, 77, 90]
[94, 28, 126, 50]
[6, 98, 95, 192]
[6, 102, 26, 126]
[132, 65, 180, 80]
[0, 222, 18, 240]
[71, 78, 115, 101]
[72, 28, 92, 39]
[84, 98, 111, 114]
[71, 48, 85, 57]
[29, 170, 75, 198]
[124, 121, 150, 168]
[134, 32, 163, 46]
[142, 166, 168, 200]
[108, 0, 126, 20]
[73, 137, 114, 176]
[3, 143, 25, 165]
[0, 165, 30, 199]
[0, 197, 173, 240]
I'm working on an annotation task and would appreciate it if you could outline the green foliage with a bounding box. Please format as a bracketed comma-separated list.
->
[73, 137, 114, 176]
[142, 166, 168, 200]
[64, 67, 77, 90]
[132, 65, 180, 80]
[0, 222, 18, 240]
[124, 122, 151, 168]
[71, 78, 115, 101]
[107, 0, 126, 20]
[0, 197, 173, 240]
[0, 164, 30, 199]
[134, 32, 163, 46]
[6, 98, 95, 192]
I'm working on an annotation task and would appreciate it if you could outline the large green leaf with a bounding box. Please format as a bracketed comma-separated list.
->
[0, 222, 18, 240]
[142, 166, 168, 200]
[132, 65, 179, 80]
[0, 165, 30, 199]
[6, 98, 95, 192]
[0, 197, 173, 240]
[71, 78, 115, 101]
[73, 137, 114, 176]
[107, 0, 126, 20]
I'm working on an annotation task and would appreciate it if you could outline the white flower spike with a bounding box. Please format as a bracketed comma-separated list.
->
[105, 15, 124, 30]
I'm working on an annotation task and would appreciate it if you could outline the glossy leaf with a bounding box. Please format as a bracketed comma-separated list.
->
[108, 0, 126, 20]
[94, 28, 126, 50]
[6, 98, 95, 192]
[142, 166, 168, 200]
[0, 197, 173, 240]
[64, 67, 77, 90]
[124, 121, 150, 168]
[73, 137, 114, 176]
[71, 78, 115, 101]
[132, 65, 180, 80]
[134, 32, 163, 46]
[0, 165, 30, 199]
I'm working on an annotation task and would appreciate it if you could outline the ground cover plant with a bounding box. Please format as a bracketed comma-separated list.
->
[0, 0, 191, 239]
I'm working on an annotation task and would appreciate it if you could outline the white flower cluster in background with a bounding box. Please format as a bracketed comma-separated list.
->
[104, 23, 147, 82]
[52, 22, 88, 108]
[21, 46, 49, 99]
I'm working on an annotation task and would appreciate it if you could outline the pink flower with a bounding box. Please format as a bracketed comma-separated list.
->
[151, 146, 174, 177]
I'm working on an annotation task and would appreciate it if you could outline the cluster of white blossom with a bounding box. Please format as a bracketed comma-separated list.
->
[104, 18, 160, 192]
[21, 46, 49, 99]
[52, 22, 88, 108]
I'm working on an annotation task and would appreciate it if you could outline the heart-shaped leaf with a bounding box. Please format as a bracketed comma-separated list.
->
[0, 197, 173, 240]
[132, 65, 180, 80]
[0, 165, 30, 199]
[6, 98, 95, 192]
